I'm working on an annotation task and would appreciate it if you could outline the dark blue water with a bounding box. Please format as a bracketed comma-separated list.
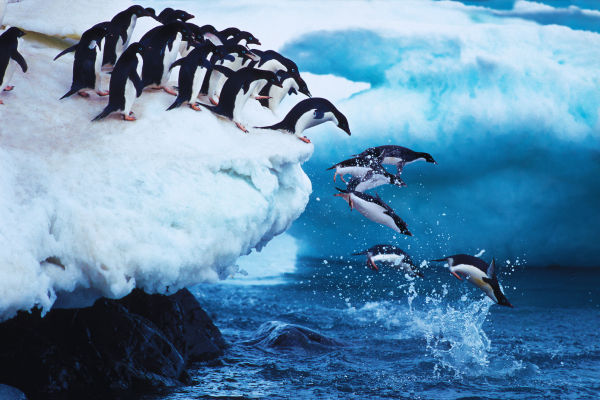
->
[128, 259, 600, 399]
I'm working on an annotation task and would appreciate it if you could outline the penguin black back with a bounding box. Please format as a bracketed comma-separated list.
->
[0, 27, 27, 77]
[103, 5, 152, 66]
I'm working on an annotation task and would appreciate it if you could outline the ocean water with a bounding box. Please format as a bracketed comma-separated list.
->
[63, 258, 596, 400]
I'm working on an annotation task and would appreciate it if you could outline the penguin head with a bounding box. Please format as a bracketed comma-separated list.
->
[130, 42, 150, 56]
[145, 8, 157, 20]
[421, 152, 437, 165]
[294, 77, 312, 98]
[334, 111, 351, 136]
[129, 5, 152, 18]
[264, 71, 284, 88]
[156, 7, 174, 23]
[2, 27, 26, 40]
[200, 25, 219, 35]
[174, 10, 195, 22]
[391, 214, 412, 236]
[495, 293, 514, 308]
[237, 31, 261, 46]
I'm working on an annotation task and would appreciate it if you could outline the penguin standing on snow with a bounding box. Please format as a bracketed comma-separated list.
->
[352, 245, 423, 277]
[0, 27, 27, 105]
[257, 71, 311, 116]
[102, 5, 154, 67]
[353, 145, 437, 176]
[199, 67, 282, 132]
[141, 21, 193, 95]
[334, 188, 412, 236]
[55, 26, 109, 99]
[431, 254, 514, 308]
[166, 42, 233, 111]
[257, 98, 350, 143]
[92, 43, 147, 122]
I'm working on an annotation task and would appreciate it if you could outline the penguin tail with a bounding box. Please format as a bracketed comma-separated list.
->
[91, 105, 117, 122]
[334, 187, 349, 193]
[325, 165, 336, 171]
[60, 88, 81, 100]
[351, 250, 368, 256]
[166, 98, 185, 111]
[430, 258, 448, 262]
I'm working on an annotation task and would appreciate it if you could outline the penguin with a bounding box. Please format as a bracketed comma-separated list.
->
[334, 188, 412, 236]
[0, 27, 27, 105]
[202, 44, 260, 105]
[257, 71, 311, 116]
[353, 145, 437, 175]
[91, 42, 147, 122]
[141, 21, 193, 95]
[102, 5, 153, 67]
[346, 168, 407, 192]
[222, 31, 261, 47]
[166, 42, 232, 111]
[156, 7, 175, 23]
[352, 245, 423, 277]
[430, 254, 514, 308]
[199, 67, 282, 132]
[326, 156, 384, 183]
[247, 49, 301, 80]
[55, 26, 109, 99]
[256, 98, 350, 143]
[139, 9, 195, 42]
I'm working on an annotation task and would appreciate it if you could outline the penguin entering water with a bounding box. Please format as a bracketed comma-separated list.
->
[55, 26, 109, 99]
[352, 245, 423, 277]
[141, 21, 193, 95]
[326, 155, 384, 184]
[92, 43, 147, 122]
[199, 67, 282, 132]
[353, 145, 437, 175]
[0, 27, 27, 105]
[431, 254, 514, 308]
[256, 98, 350, 143]
[334, 188, 411, 236]
[102, 5, 154, 68]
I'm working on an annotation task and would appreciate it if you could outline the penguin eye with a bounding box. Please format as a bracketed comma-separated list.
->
[292, 69, 296, 72]
[249, 36, 253, 40]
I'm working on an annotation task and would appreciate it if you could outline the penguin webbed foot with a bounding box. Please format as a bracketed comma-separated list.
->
[162, 86, 178, 96]
[97, 91, 109, 97]
[253, 95, 271, 100]
[235, 122, 249, 133]
[3, 86, 14, 92]
[77, 91, 90, 98]
[298, 136, 311, 143]
[123, 112, 137, 121]
[210, 98, 219, 106]
[190, 103, 202, 111]
[0, 100, 4, 105]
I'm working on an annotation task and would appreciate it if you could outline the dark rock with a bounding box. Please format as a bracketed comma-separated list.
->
[249, 321, 349, 351]
[0, 288, 225, 398]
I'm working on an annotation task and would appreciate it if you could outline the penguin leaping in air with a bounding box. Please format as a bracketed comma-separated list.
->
[353, 245, 423, 277]
[256, 98, 350, 143]
[334, 188, 411, 236]
[353, 145, 437, 176]
[431, 254, 514, 308]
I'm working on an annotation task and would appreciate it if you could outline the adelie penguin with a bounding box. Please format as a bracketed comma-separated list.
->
[352, 245, 423, 277]
[334, 188, 411, 236]
[354, 145, 437, 176]
[92, 43, 147, 122]
[257, 70, 311, 116]
[0, 27, 27, 105]
[431, 254, 514, 308]
[166, 42, 233, 111]
[102, 5, 154, 68]
[55, 26, 109, 99]
[141, 21, 193, 95]
[327, 155, 385, 183]
[199, 67, 282, 132]
[346, 168, 407, 193]
[256, 98, 350, 143]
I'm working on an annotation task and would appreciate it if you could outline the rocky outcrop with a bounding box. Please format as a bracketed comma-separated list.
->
[0, 288, 225, 398]
[249, 321, 350, 351]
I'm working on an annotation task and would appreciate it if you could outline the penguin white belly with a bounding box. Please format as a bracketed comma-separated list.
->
[191, 65, 208, 102]
[268, 79, 296, 115]
[336, 165, 371, 179]
[0, 58, 17, 90]
[116, 15, 137, 60]
[123, 54, 143, 115]
[179, 40, 192, 57]
[451, 264, 497, 302]
[215, 57, 243, 96]
[350, 194, 400, 233]
[294, 111, 338, 137]
[161, 34, 182, 86]
[354, 175, 389, 192]
[257, 59, 286, 73]
[232, 79, 262, 122]
[372, 254, 403, 264]
[383, 156, 405, 165]
[94, 39, 105, 91]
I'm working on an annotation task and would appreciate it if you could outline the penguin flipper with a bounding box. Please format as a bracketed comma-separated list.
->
[54, 44, 78, 61]
[166, 97, 185, 111]
[92, 105, 118, 122]
[167, 38, 175, 52]
[169, 58, 185, 71]
[487, 258, 496, 280]
[212, 65, 233, 78]
[346, 177, 360, 192]
[129, 71, 144, 98]
[288, 87, 297, 95]
[60, 85, 84, 100]
[11, 50, 28, 73]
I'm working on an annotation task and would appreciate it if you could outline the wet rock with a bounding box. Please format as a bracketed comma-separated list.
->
[0, 288, 225, 397]
[250, 321, 349, 351]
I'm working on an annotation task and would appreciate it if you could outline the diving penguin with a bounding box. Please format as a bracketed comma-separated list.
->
[352, 245, 423, 277]
[91, 43, 147, 121]
[0, 27, 27, 105]
[55, 26, 109, 99]
[353, 145, 437, 176]
[430, 254, 514, 308]
[334, 188, 411, 236]
[256, 97, 350, 143]
[327, 155, 385, 184]
[346, 168, 407, 192]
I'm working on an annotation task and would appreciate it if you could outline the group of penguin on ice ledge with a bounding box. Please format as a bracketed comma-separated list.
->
[0, 4, 513, 309]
